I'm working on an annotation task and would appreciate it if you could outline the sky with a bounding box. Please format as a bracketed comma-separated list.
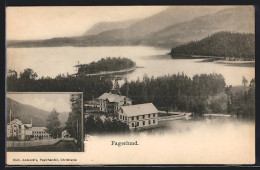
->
[6, 6, 167, 40]
[6, 93, 81, 113]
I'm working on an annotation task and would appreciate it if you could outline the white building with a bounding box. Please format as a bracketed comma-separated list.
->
[118, 103, 159, 130]
[98, 92, 132, 114]
[7, 119, 51, 140]
[32, 127, 51, 139]
[7, 119, 32, 140]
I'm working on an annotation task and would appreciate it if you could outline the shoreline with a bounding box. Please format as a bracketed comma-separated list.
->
[214, 60, 255, 67]
[75, 67, 137, 77]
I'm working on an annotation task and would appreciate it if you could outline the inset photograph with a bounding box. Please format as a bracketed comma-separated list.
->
[6, 92, 83, 152]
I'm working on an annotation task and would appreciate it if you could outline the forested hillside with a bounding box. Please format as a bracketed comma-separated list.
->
[144, 6, 254, 47]
[120, 73, 226, 116]
[170, 32, 255, 60]
[6, 98, 69, 127]
[6, 68, 113, 101]
[6, 98, 50, 126]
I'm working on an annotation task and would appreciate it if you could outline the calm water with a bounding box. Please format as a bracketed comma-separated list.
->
[7, 46, 254, 85]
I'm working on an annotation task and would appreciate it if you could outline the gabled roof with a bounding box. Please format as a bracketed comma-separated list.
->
[120, 103, 158, 117]
[9, 119, 23, 126]
[8, 119, 32, 127]
[24, 124, 32, 128]
[98, 93, 131, 103]
[62, 130, 70, 135]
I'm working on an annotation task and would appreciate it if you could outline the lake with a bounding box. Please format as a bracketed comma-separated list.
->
[7, 46, 255, 86]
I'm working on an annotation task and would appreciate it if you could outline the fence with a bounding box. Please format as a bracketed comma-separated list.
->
[6, 138, 62, 147]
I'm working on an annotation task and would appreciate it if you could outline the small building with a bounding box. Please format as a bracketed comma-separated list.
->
[98, 92, 132, 114]
[62, 130, 71, 138]
[118, 103, 159, 130]
[31, 127, 51, 139]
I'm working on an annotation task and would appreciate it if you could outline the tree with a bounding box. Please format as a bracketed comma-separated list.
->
[20, 68, 38, 80]
[207, 93, 228, 113]
[242, 76, 248, 87]
[84, 114, 129, 134]
[84, 114, 96, 134]
[226, 78, 255, 119]
[45, 109, 62, 138]
[65, 93, 82, 147]
[7, 70, 18, 79]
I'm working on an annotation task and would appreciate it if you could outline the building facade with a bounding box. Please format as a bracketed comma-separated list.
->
[98, 92, 132, 114]
[118, 103, 159, 130]
[32, 127, 51, 139]
[7, 119, 32, 140]
[7, 119, 51, 140]
[84, 99, 100, 112]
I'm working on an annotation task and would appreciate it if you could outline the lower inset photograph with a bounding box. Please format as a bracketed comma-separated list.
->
[6, 92, 84, 152]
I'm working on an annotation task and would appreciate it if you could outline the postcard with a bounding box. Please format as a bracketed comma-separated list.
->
[6, 6, 255, 165]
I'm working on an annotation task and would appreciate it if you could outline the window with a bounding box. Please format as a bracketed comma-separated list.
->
[132, 117, 134, 121]
[123, 116, 124, 120]
[153, 113, 155, 117]
[143, 115, 145, 119]
[136, 122, 139, 127]
[132, 123, 135, 127]
[149, 120, 151, 124]
[148, 114, 150, 118]
[153, 119, 155, 124]
[143, 121, 145, 125]
[120, 115, 122, 119]
[137, 116, 139, 120]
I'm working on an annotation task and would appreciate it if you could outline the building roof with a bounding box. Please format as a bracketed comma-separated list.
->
[120, 103, 158, 117]
[24, 124, 32, 128]
[98, 93, 131, 103]
[31, 127, 47, 132]
[62, 130, 70, 135]
[9, 119, 24, 126]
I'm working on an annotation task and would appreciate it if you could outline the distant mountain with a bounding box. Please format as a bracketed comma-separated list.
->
[7, 6, 254, 48]
[143, 6, 254, 47]
[83, 19, 140, 36]
[6, 98, 69, 127]
[170, 32, 255, 59]
[8, 6, 224, 48]
[90, 6, 228, 39]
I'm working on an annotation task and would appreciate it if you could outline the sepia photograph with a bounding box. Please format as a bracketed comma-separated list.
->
[6, 92, 84, 152]
[6, 5, 255, 165]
